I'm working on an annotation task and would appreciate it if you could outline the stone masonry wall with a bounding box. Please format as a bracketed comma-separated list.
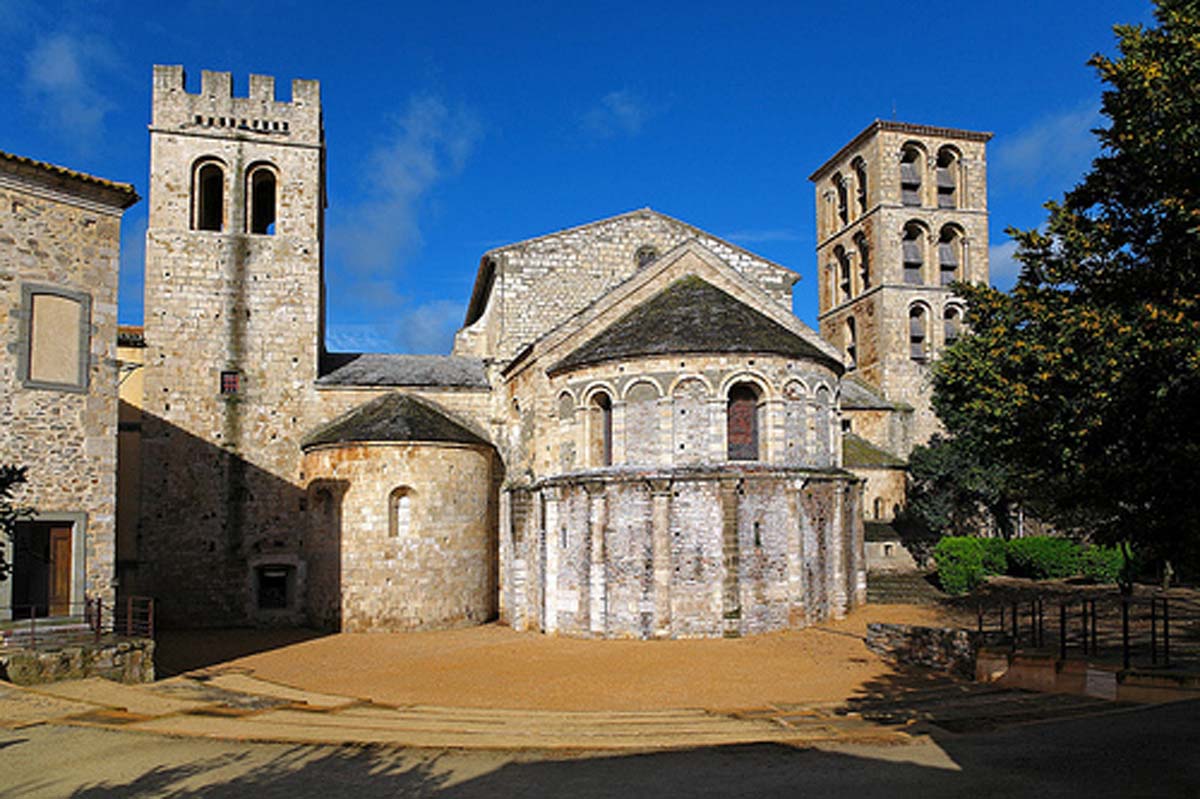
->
[301, 442, 499, 632]
[0, 177, 128, 616]
[503, 470, 864, 639]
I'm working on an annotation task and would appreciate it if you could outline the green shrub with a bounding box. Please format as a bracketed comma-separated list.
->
[933, 537, 1006, 595]
[1081, 545, 1124, 584]
[1006, 537, 1081, 579]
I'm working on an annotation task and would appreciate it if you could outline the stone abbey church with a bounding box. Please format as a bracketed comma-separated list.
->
[3, 65, 989, 639]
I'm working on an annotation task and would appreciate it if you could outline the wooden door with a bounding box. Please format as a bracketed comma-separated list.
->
[48, 525, 72, 616]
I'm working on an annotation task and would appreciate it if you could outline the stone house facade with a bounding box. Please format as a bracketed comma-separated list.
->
[0, 151, 138, 621]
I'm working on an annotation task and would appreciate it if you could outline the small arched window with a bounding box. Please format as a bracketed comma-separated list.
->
[900, 144, 923, 207]
[936, 147, 959, 209]
[855, 232, 871, 291]
[834, 245, 852, 302]
[193, 160, 225, 231]
[910, 305, 929, 361]
[589, 392, 613, 467]
[873, 497, 883, 519]
[635, 245, 658, 268]
[939, 226, 962, 285]
[247, 165, 277, 234]
[727, 381, 762, 461]
[833, 172, 848, 226]
[389, 487, 413, 538]
[944, 306, 962, 346]
[852, 157, 868, 215]
[845, 317, 857, 370]
[903, 223, 926, 285]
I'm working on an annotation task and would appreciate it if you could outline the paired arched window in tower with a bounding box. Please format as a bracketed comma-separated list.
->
[936, 146, 960, 209]
[193, 160, 225, 232]
[726, 381, 762, 461]
[835, 245, 852, 303]
[944, 306, 962, 346]
[909, 304, 930, 361]
[902, 222, 926, 285]
[939, 225, 964, 285]
[247, 164, 277, 235]
[899, 143, 923, 207]
[854, 232, 871, 291]
[833, 172, 849, 227]
[190, 157, 279, 235]
[852, 157, 868, 215]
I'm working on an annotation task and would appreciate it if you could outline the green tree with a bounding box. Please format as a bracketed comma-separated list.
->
[901, 435, 1017, 540]
[933, 0, 1200, 584]
[0, 465, 29, 583]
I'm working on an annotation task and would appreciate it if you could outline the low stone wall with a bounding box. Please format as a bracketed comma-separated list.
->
[866, 623, 1006, 678]
[0, 638, 154, 685]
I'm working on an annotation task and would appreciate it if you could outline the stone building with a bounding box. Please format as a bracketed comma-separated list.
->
[121, 66, 875, 637]
[0, 150, 139, 621]
[809, 121, 990, 521]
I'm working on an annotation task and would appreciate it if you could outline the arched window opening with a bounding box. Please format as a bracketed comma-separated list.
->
[903, 223, 925, 285]
[845, 317, 857, 370]
[855, 233, 871, 291]
[193, 161, 224, 231]
[852, 157, 868, 215]
[936, 147, 959, 209]
[835, 245, 851, 303]
[726, 382, 762, 461]
[389, 487, 413, 538]
[900, 145, 923, 207]
[589, 392, 613, 467]
[873, 497, 883, 519]
[944, 306, 962, 346]
[635, 245, 658, 268]
[939, 227, 962, 285]
[833, 173, 848, 226]
[910, 305, 929, 361]
[248, 166, 277, 234]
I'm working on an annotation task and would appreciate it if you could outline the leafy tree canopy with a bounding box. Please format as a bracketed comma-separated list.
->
[933, 0, 1200, 566]
[0, 465, 29, 583]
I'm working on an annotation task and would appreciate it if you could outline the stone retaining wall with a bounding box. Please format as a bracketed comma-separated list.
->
[0, 638, 154, 685]
[866, 622, 1007, 677]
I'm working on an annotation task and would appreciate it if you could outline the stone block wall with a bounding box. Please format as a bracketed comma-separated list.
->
[502, 469, 864, 639]
[454, 210, 799, 364]
[0, 167, 134, 617]
[300, 442, 499, 631]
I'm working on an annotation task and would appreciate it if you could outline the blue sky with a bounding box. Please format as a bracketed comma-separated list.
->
[0, 0, 1154, 353]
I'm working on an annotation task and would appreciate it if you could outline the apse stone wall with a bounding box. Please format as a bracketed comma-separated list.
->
[501, 470, 865, 639]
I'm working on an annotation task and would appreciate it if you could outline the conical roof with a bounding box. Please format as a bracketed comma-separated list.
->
[301, 392, 490, 449]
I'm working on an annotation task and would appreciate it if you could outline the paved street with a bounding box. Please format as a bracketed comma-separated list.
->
[2, 700, 1198, 798]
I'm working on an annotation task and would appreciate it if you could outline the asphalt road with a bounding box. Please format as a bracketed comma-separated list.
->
[2, 700, 1198, 798]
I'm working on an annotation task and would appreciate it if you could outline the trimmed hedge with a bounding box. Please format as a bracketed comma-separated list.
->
[1006, 537, 1081, 579]
[933, 536, 1124, 594]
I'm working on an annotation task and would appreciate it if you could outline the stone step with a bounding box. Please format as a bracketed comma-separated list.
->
[867, 573, 946, 605]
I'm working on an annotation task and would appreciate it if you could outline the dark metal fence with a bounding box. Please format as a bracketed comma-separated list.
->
[975, 591, 1199, 671]
[0, 596, 154, 651]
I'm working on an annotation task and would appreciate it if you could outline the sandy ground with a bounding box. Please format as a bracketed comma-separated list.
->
[212, 604, 959, 711]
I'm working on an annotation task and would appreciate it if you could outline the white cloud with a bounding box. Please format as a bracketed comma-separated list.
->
[993, 102, 1102, 194]
[582, 90, 651, 138]
[989, 240, 1022, 289]
[330, 95, 481, 277]
[22, 32, 117, 144]
[391, 299, 465, 354]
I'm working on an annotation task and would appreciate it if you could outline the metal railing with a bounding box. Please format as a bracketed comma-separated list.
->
[975, 592, 1197, 671]
[1, 596, 154, 651]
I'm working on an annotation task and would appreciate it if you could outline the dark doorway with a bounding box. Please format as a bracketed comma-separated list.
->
[12, 522, 73, 617]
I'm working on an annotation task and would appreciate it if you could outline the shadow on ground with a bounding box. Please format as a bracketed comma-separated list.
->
[154, 627, 328, 677]
[9, 698, 1191, 798]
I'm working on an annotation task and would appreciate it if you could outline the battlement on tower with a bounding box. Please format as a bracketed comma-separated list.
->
[151, 65, 322, 145]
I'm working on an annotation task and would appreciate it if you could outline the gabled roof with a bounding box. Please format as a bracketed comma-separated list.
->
[301, 392, 490, 450]
[463, 208, 799, 327]
[842, 433, 906, 468]
[840, 375, 897, 410]
[549, 275, 843, 375]
[0, 150, 139, 209]
[318, 353, 488, 389]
